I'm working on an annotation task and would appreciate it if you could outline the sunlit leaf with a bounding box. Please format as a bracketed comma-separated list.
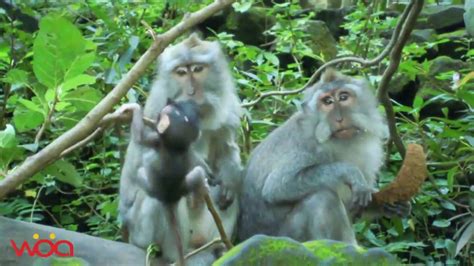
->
[42, 160, 82, 187]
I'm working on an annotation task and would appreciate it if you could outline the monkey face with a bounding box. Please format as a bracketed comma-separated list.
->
[172, 63, 210, 102]
[317, 88, 362, 140]
[304, 69, 387, 143]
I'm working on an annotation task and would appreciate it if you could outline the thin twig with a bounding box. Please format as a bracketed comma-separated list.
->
[35, 92, 59, 144]
[38, 202, 63, 228]
[203, 191, 233, 249]
[184, 238, 222, 260]
[141, 20, 158, 41]
[30, 184, 45, 222]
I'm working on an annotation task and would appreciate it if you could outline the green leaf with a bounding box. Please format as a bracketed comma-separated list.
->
[0, 124, 17, 148]
[42, 160, 82, 187]
[62, 86, 103, 112]
[2, 69, 28, 86]
[61, 74, 96, 91]
[433, 219, 451, 228]
[412, 95, 424, 110]
[440, 200, 456, 211]
[456, 221, 474, 255]
[446, 167, 457, 192]
[232, 0, 253, 13]
[457, 89, 474, 108]
[264, 52, 279, 66]
[445, 239, 456, 257]
[18, 98, 44, 114]
[33, 15, 95, 89]
[0, 125, 24, 168]
[13, 104, 44, 132]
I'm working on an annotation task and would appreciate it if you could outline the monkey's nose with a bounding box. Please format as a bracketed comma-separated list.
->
[336, 117, 344, 123]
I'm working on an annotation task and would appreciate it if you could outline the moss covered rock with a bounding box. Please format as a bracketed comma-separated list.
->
[214, 235, 398, 266]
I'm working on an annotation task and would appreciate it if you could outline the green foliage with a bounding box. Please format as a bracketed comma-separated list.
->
[0, 0, 472, 265]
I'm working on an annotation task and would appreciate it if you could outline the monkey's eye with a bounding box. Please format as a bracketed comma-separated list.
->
[339, 92, 350, 102]
[191, 64, 204, 73]
[322, 97, 334, 105]
[175, 67, 188, 76]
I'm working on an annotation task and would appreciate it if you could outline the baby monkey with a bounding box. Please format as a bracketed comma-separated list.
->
[118, 99, 208, 266]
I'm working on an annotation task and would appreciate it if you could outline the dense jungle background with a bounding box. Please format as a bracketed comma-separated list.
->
[0, 0, 473, 265]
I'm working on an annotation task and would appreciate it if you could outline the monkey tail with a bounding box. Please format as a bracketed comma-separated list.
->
[166, 205, 185, 266]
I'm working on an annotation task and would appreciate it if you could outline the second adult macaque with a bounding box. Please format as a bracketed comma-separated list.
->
[238, 69, 410, 245]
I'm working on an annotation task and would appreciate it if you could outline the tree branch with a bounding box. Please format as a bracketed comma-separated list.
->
[241, 0, 413, 108]
[0, 0, 236, 199]
[377, 0, 424, 157]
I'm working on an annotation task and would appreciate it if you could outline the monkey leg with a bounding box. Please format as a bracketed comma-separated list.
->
[185, 166, 234, 250]
[166, 206, 185, 266]
[279, 190, 357, 245]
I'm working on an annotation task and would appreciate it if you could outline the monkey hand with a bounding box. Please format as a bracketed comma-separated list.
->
[381, 201, 412, 218]
[186, 166, 208, 194]
[350, 182, 378, 210]
[215, 184, 235, 210]
[114, 103, 141, 116]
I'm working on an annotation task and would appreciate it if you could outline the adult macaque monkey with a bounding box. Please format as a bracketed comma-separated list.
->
[238, 69, 410, 245]
[119, 34, 242, 263]
[118, 100, 205, 266]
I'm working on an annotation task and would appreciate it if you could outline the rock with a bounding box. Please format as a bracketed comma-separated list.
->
[314, 7, 354, 38]
[388, 73, 415, 94]
[305, 20, 338, 60]
[465, 0, 474, 36]
[409, 29, 438, 43]
[299, 0, 354, 10]
[417, 56, 471, 119]
[388, 74, 419, 108]
[437, 29, 474, 59]
[214, 235, 398, 266]
[422, 55, 468, 92]
[225, 7, 276, 46]
[0, 216, 146, 266]
[429, 56, 468, 76]
[425, 5, 466, 32]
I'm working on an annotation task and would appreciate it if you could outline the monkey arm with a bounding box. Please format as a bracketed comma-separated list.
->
[261, 162, 375, 206]
[115, 103, 160, 146]
[210, 127, 243, 208]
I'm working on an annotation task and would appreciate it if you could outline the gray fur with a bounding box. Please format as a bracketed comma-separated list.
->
[238, 70, 387, 245]
[119, 34, 242, 264]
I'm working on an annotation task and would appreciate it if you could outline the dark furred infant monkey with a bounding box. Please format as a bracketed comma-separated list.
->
[119, 100, 208, 266]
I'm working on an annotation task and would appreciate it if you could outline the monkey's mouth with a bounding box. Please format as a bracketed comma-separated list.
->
[332, 127, 361, 139]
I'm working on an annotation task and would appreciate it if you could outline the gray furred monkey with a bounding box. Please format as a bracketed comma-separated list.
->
[119, 100, 205, 266]
[119, 34, 242, 263]
[238, 69, 410, 245]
